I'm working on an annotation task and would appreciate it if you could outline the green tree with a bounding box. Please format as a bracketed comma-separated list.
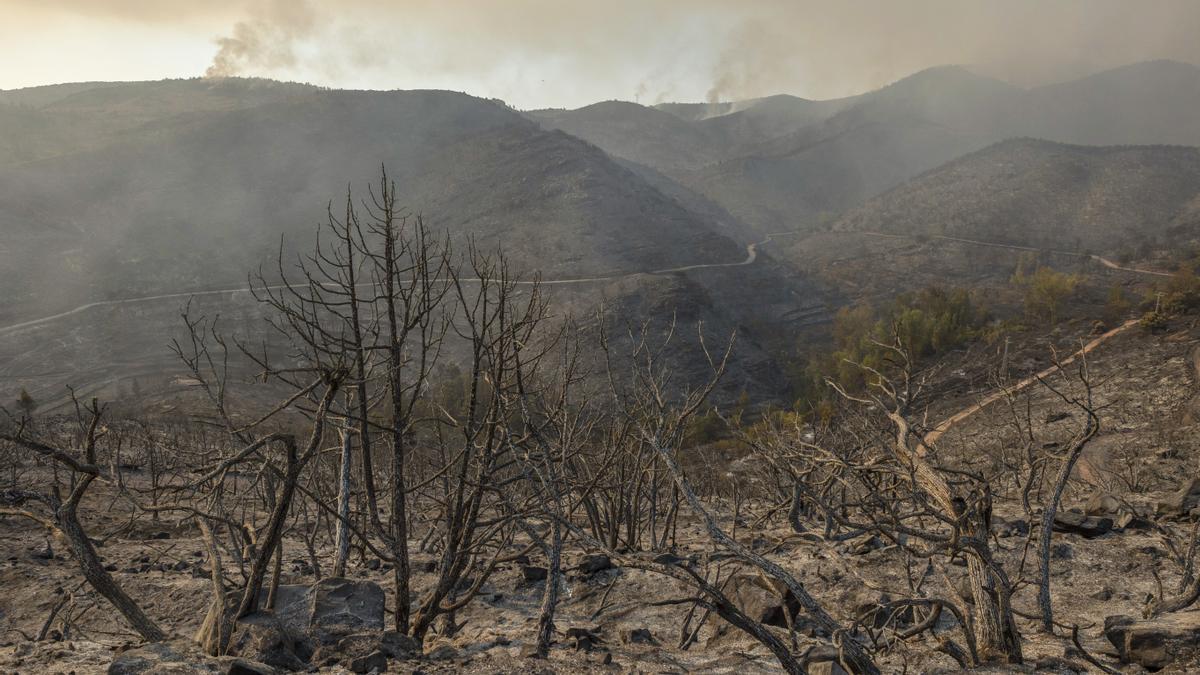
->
[1019, 267, 1079, 324]
[1103, 284, 1132, 325]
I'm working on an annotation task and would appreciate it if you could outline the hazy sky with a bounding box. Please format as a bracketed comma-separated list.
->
[2, 0, 1199, 109]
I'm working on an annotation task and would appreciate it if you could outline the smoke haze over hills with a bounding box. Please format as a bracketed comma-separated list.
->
[3, 1, 1200, 108]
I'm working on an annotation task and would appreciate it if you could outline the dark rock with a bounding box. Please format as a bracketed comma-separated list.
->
[727, 574, 800, 628]
[1044, 412, 1072, 423]
[309, 577, 385, 644]
[620, 627, 655, 645]
[1158, 478, 1200, 517]
[996, 519, 1029, 538]
[225, 658, 277, 675]
[151, 531, 171, 540]
[379, 631, 419, 659]
[348, 650, 387, 674]
[577, 555, 613, 575]
[842, 533, 883, 555]
[1104, 612, 1200, 670]
[1050, 543, 1073, 560]
[804, 645, 848, 675]
[229, 611, 308, 671]
[1052, 511, 1113, 538]
[651, 552, 693, 566]
[365, 559, 381, 571]
[521, 565, 548, 583]
[424, 643, 459, 660]
[1091, 588, 1113, 601]
[563, 626, 604, 652]
[104, 563, 119, 572]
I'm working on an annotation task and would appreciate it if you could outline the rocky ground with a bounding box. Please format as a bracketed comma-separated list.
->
[4, 317, 1200, 674]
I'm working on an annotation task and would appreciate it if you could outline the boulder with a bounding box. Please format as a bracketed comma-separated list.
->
[521, 565, 548, 582]
[842, 533, 883, 555]
[1052, 511, 1113, 538]
[1105, 612, 1200, 670]
[1158, 478, 1200, 517]
[994, 518, 1029, 538]
[108, 641, 277, 675]
[576, 554, 614, 575]
[1085, 491, 1121, 516]
[619, 627, 655, 645]
[311, 630, 417, 670]
[309, 577, 386, 644]
[804, 645, 849, 675]
[347, 650, 387, 674]
[727, 574, 800, 628]
[228, 611, 308, 672]
[223, 659, 276, 675]
[562, 626, 604, 652]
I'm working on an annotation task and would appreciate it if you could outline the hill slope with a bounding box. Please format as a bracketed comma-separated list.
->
[0, 83, 746, 314]
[532, 61, 1200, 235]
[835, 138, 1200, 253]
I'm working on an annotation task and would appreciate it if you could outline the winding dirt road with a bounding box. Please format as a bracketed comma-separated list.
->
[0, 239, 771, 338]
[892, 231, 1171, 444]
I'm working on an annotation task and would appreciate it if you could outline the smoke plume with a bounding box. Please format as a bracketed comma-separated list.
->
[205, 0, 316, 78]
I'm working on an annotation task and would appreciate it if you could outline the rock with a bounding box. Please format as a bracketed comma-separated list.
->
[1158, 478, 1200, 517]
[1104, 612, 1200, 670]
[521, 565, 548, 582]
[1052, 511, 1113, 538]
[563, 627, 604, 652]
[1090, 588, 1113, 601]
[619, 627, 655, 645]
[347, 650, 387, 674]
[379, 631, 419, 659]
[424, 642, 459, 660]
[107, 640, 218, 674]
[364, 558, 381, 571]
[224, 658, 277, 675]
[996, 518, 1029, 538]
[727, 574, 800, 628]
[842, 533, 883, 555]
[312, 630, 417, 669]
[228, 611, 308, 671]
[1044, 412, 1072, 423]
[1085, 491, 1121, 516]
[1050, 542, 1073, 560]
[576, 555, 613, 575]
[651, 552, 693, 566]
[805, 646, 848, 675]
[1116, 511, 1152, 530]
[309, 578, 385, 644]
[809, 662, 849, 675]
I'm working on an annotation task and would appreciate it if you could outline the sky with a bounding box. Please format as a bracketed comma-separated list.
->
[2, 0, 1199, 109]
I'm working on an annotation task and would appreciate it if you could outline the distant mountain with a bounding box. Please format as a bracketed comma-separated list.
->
[835, 138, 1200, 253]
[531, 61, 1200, 235]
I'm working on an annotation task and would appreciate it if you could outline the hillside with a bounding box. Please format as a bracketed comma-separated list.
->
[834, 138, 1200, 253]
[0, 83, 749, 316]
[531, 61, 1200, 235]
[0, 79, 832, 411]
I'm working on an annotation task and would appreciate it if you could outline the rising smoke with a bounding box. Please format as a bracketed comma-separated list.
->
[7, 1, 1200, 108]
[205, 0, 316, 78]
